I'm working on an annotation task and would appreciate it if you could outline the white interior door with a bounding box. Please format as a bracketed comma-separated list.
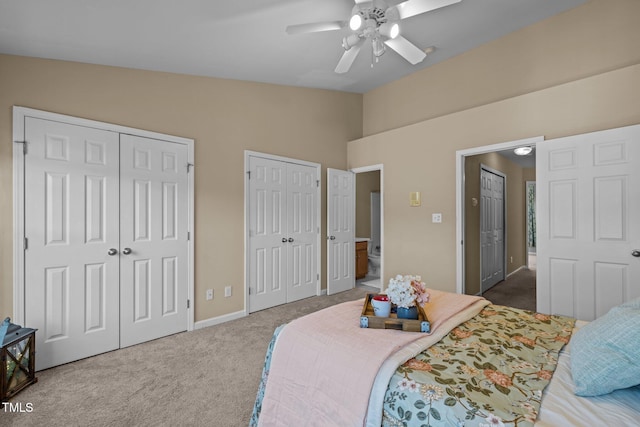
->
[327, 168, 355, 295]
[119, 134, 189, 347]
[247, 154, 319, 312]
[23, 116, 190, 369]
[248, 156, 288, 312]
[480, 167, 505, 293]
[537, 124, 640, 320]
[24, 117, 120, 370]
[286, 163, 318, 302]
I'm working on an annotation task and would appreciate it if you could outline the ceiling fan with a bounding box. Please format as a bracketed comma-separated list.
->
[286, 0, 461, 73]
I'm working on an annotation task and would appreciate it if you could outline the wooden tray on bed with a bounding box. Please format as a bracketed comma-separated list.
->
[360, 294, 430, 333]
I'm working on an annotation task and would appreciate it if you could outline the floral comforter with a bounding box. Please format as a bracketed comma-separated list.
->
[381, 305, 574, 427]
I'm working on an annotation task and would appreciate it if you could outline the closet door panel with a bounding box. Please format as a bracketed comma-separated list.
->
[248, 157, 287, 312]
[24, 117, 120, 370]
[119, 134, 189, 347]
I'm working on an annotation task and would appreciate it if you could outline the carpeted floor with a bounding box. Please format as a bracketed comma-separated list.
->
[482, 266, 536, 311]
[3, 286, 372, 427]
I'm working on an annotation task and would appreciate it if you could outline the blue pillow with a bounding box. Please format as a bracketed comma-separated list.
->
[570, 297, 640, 396]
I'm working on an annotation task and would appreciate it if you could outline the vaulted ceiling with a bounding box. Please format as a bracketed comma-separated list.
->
[0, 0, 587, 93]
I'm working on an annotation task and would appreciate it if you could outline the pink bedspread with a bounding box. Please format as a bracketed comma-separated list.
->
[258, 290, 488, 426]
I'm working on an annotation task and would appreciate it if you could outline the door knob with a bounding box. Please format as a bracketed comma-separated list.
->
[108, 248, 118, 256]
[122, 247, 132, 255]
[282, 238, 287, 243]
[329, 236, 336, 240]
[632, 250, 640, 258]
[288, 238, 294, 243]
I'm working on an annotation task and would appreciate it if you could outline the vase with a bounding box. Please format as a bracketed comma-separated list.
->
[396, 306, 419, 320]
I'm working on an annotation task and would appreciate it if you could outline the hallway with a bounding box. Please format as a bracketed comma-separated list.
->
[483, 255, 536, 311]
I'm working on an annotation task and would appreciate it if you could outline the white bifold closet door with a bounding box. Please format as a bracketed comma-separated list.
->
[119, 134, 189, 348]
[24, 118, 188, 370]
[248, 155, 318, 312]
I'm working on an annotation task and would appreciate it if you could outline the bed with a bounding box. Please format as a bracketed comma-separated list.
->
[250, 290, 640, 426]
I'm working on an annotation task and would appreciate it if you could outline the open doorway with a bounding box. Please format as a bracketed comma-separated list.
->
[456, 137, 539, 310]
[352, 165, 384, 292]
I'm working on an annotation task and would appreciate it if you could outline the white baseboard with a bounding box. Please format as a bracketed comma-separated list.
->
[507, 265, 527, 278]
[194, 310, 246, 330]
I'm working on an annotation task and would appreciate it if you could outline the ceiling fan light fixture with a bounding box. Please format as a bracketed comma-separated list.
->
[349, 13, 364, 31]
[372, 38, 386, 57]
[514, 146, 533, 156]
[342, 34, 361, 50]
[378, 22, 399, 39]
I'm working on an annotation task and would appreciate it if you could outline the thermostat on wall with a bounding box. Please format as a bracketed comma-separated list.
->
[410, 191, 421, 207]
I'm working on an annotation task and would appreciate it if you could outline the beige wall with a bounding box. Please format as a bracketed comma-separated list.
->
[363, 0, 640, 136]
[464, 153, 529, 296]
[0, 54, 362, 321]
[348, 63, 640, 293]
[348, 0, 640, 294]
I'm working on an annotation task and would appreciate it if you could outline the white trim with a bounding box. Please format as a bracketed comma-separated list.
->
[244, 150, 322, 315]
[507, 265, 527, 278]
[12, 108, 26, 324]
[455, 136, 543, 295]
[351, 164, 384, 292]
[194, 310, 246, 330]
[12, 106, 195, 332]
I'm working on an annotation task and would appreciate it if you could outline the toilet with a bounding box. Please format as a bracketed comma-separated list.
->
[368, 244, 381, 276]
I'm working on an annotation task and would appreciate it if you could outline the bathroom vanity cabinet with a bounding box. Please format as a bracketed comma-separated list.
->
[355, 241, 368, 279]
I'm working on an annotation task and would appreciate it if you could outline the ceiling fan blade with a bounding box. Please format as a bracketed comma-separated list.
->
[286, 21, 346, 35]
[384, 36, 427, 65]
[335, 42, 363, 74]
[391, 0, 461, 20]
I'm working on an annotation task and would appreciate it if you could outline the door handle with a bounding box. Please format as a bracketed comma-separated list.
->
[122, 247, 132, 255]
[288, 238, 294, 243]
[282, 238, 287, 243]
[329, 236, 336, 240]
[108, 248, 118, 256]
[632, 250, 640, 258]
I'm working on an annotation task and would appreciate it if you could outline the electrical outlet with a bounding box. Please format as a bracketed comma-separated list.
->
[224, 286, 232, 297]
[432, 213, 442, 223]
[206, 289, 213, 300]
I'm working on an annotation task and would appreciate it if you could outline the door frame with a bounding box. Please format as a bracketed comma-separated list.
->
[243, 150, 321, 315]
[12, 106, 196, 332]
[455, 136, 542, 294]
[352, 164, 384, 291]
[479, 164, 506, 293]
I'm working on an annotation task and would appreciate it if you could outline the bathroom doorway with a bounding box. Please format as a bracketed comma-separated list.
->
[352, 165, 384, 291]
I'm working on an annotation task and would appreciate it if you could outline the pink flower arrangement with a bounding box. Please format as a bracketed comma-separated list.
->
[386, 275, 430, 308]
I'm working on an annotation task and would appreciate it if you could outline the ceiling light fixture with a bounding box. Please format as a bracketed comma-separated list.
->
[342, 34, 361, 50]
[514, 146, 533, 156]
[378, 22, 400, 39]
[372, 38, 386, 58]
[349, 12, 364, 31]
